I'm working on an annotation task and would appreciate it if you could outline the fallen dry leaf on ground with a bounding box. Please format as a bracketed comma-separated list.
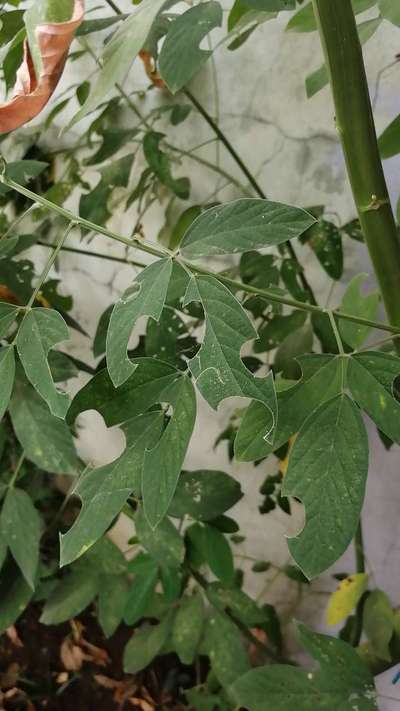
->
[0, 0, 84, 133]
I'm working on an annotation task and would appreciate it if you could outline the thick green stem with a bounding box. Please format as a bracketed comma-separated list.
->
[312, 0, 400, 351]
[351, 521, 366, 647]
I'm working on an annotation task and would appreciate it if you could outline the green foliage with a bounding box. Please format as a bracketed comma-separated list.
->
[0, 1, 397, 705]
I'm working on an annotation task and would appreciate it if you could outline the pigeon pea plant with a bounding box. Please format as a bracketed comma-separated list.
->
[0, 0, 400, 708]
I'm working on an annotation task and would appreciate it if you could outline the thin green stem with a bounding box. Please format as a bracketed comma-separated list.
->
[37, 240, 146, 269]
[26, 222, 75, 310]
[327, 310, 344, 356]
[8, 453, 25, 489]
[1, 203, 38, 241]
[312, 0, 400, 354]
[2, 173, 400, 336]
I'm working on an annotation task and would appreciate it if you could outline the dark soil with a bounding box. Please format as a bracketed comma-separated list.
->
[0, 605, 195, 711]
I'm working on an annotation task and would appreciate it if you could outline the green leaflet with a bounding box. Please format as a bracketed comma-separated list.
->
[348, 352, 400, 444]
[171, 592, 205, 665]
[106, 258, 173, 387]
[98, 574, 129, 638]
[24, 0, 74, 76]
[123, 613, 173, 674]
[60, 412, 164, 567]
[16, 308, 70, 419]
[231, 623, 378, 710]
[282, 394, 369, 579]
[229, 0, 293, 32]
[40, 567, 101, 625]
[378, 113, 400, 159]
[1, 488, 41, 589]
[0, 161, 48, 197]
[180, 199, 315, 259]
[184, 275, 277, 441]
[79, 155, 134, 225]
[168, 469, 242, 521]
[364, 590, 394, 661]
[76, 15, 128, 37]
[143, 132, 190, 199]
[159, 2, 223, 94]
[67, 0, 168, 129]
[203, 610, 251, 688]
[339, 274, 380, 349]
[143, 375, 196, 529]
[85, 128, 137, 166]
[0, 346, 15, 421]
[300, 219, 343, 280]
[379, 0, 400, 26]
[9, 375, 78, 475]
[124, 561, 159, 626]
[0, 560, 33, 635]
[202, 524, 235, 584]
[0, 302, 19, 337]
[235, 354, 343, 461]
[68, 358, 181, 427]
[135, 507, 185, 569]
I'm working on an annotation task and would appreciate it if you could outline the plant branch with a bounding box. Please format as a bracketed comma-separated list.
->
[37, 241, 147, 269]
[351, 521, 366, 647]
[26, 221, 75, 309]
[2, 173, 400, 335]
[312, 0, 400, 354]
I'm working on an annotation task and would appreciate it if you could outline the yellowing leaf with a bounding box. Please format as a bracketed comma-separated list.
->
[326, 573, 369, 626]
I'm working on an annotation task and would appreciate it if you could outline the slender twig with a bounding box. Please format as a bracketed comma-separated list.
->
[37, 240, 146, 269]
[26, 222, 76, 310]
[8, 453, 25, 489]
[1, 203, 38, 241]
[2, 173, 400, 336]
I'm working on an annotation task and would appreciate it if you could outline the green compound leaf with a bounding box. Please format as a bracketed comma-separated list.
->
[143, 132, 190, 199]
[348, 352, 400, 444]
[68, 358, 180, 427]
[168, 469, 242, 521]
[60, 412, 164, 567]
[9, 375, 78, 475]
[180, 199, 315, 259]
[159, 2, 223, 94]
[0, 302, 19, 338]
[282, 394, 369, 579]
[67, 0, 168, 129]
[123, 613, 173, 674]
[231, 623, 378, 710]
[1, 488, 41, 589]
[184, 275, 277, 442]
[106, 258, 173, 387]
[364, 590, 394, 661]
[0, 346, 15, 421]
[171, 592, 205, 665]
[143, 375, 196, 529]
[17, 308, 70, 419]
[235, 354, 343, 462]
[135, 507, 185, 570]
[339, 274, 380, 349]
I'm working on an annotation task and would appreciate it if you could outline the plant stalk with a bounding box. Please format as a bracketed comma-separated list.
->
[312, 0, 400, 352]
[2, 172, 400, 336]
[351, 521, 366, 647]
